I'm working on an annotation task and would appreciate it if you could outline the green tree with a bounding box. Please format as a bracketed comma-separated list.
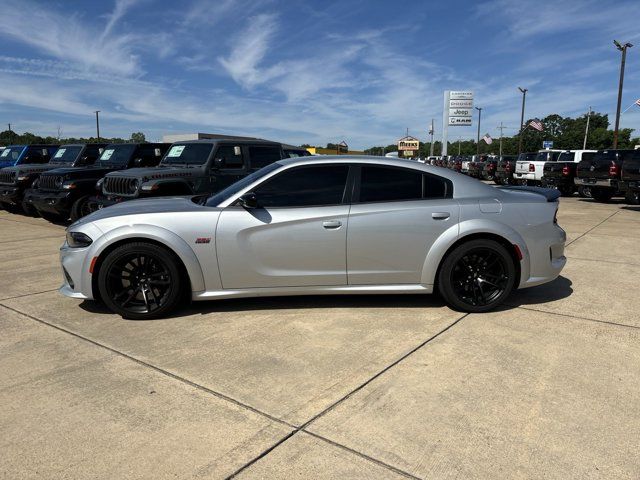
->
[130, 132, 146, 143]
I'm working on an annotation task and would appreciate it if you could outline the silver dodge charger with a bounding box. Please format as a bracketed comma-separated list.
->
[60, 156, 566, 319]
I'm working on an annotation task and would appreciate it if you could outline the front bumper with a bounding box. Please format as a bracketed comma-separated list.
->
[26, 189, 74, 215]
[574, 177, 615, 188]
[0, 185, 22, 205]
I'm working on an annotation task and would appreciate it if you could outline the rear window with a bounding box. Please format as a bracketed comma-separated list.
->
[557, 152, 575, 162]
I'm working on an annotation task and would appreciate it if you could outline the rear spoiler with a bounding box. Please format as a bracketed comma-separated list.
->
[497, 186, 561, 202]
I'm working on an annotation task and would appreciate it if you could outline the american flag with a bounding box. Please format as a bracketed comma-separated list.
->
[482, 133, 493, 144]
[635, 98, 640, 107]
[528, 119, 544, 131]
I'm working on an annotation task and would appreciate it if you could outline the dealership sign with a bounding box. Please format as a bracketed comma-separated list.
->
[397, 136, 420, 156]
[442, 90, 474, 155]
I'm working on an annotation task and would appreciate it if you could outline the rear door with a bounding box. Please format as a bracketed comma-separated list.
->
[347, 165, 458, 285]
[216, 164, 351, 288]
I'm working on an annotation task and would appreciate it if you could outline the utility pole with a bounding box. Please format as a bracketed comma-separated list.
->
[583, 106, 592, 149]
[475, 107, 482, 155]
[497, 122, 507, 156]
[517, 87, 527, 154]
[613, 40, 632, 149]
[95, 110, 101, 141]
[458, 137, 461, 155]
[7, 123, 13, 144]
[429, 119, 434, 156]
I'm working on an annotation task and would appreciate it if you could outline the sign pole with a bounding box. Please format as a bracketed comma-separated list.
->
[442, 91, 449, 156]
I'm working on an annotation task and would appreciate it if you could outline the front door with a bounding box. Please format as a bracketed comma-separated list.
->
[347, 165, 459, 284]
[216, 164, 351, 288]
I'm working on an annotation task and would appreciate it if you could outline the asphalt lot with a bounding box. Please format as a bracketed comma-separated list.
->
[1, 197, 639, 479]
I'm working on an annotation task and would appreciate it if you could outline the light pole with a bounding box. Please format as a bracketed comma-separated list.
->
[94, 110, 101, 140]
[613, 40, 632, 149]
[429, 119, 434, 157]
[497, 122, 507, 157]
[475, 107, 482, 155]
[517, 87, 527, 154]
[583, 106, 592, 149]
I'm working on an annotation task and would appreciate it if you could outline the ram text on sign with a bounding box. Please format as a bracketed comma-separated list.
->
[449, 99, 473, 108]
[449, 108, 472, 117]
[449, 116, 473, 126]
[398, 139, 420, 151]
[449, 91, 473, 100]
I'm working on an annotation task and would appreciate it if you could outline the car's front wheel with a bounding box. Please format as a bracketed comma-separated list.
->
[98, 242, 184, 319]
[625, 190, 639, 205]
[70, 195, 94, 222]
[438, 239, 516, 313]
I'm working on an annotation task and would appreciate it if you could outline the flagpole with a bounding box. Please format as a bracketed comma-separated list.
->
[621, 101, 638, 114]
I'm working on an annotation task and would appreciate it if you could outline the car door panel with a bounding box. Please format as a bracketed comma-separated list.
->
[347, 200, 460, 285]
[216, 206, 349, 288]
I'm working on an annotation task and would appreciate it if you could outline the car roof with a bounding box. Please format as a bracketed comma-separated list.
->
[276, 155, 496, 198]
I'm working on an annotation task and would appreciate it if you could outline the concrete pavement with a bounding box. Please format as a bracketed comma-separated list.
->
[0, 197, 639, 479]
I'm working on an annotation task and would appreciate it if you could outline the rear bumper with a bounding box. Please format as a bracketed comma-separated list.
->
[621, 180, 639, 192]
[542, 176, 573, 188]
[574, 177, 615, 188]
[514, 172, 536, 181]
[25, 189, 74, 215]
[519, 224, 567, 289]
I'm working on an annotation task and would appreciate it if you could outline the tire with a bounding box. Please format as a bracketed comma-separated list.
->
[591, 188, 613, 203]
[558, 185, 575, 197]
[578, 186, 592, 198]
[21, 200, 39, 216]
[438, 239, 516, 313]
[70, 195, 93, 222]
[98, 242, 184, 319]
[625, 190, 640, 205]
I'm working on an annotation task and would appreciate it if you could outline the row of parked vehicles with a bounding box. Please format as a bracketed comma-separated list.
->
[424, 148, 640, 204]
[0, 138, 310, 221]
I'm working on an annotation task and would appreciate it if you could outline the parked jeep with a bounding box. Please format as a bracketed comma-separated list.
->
[575, 149, 636, 202]
[619, 150, 640, 204]
[26, 143, 168, 221]
[0, 144, 59, 169]
[93, 139, 288, 209]
[541, 149, 597, 196]
[0, 144, 101, 213]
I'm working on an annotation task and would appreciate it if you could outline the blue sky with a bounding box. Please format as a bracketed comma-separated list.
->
[0, 0, 638, 148]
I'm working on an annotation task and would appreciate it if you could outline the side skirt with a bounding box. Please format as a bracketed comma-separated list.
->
[192, 283, 434, 301]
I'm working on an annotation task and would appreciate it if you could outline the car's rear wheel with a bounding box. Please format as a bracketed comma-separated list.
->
[438, 239, 516, 313]
[98, 242, 184, 319]
[70, 195, 93, 222]
[591, 188, 613, 203]
[558, 185, 575, 197]
[578, 186, 592, 198]
[625, 190, 640, 205]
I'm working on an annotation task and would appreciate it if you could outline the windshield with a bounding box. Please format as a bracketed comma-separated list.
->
[0, 146, 26, 162]
[51, 146, 83, 164]
[161, 143, 214, 166]
[557, 152, 575, 162]
[98, 144, 136, 166]
[205, 162, 281, 207]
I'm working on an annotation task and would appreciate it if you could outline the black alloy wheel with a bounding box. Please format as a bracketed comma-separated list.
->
[577, 186, 592, 198]
[438, 239, 516, 313]
[98, 242, 183, 319]
[625, 190, 640, 205]
[590, 187, 613, 203]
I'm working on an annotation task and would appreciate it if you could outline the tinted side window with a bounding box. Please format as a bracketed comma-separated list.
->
[250, 146, 282, 168]
[359, 166, 449, 202]
[254, 165, 349, 207]
[215, 145, 243, 168]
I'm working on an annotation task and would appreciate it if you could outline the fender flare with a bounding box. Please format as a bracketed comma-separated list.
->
[420, 219, 530, 287]
[142, 178, 194, 195]
[82, 224, 206, 295]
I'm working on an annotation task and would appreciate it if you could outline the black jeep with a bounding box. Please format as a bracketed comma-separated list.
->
[0, 144, 101, 213]
[93, 139, 289, 208]
[26, 143, 169, 221]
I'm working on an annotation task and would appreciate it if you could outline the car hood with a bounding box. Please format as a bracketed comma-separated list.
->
[71, 196, 212, 227]
[104, 166, 200, 179]
[4, 163, 67, 176]
[41, 165, 116, 179]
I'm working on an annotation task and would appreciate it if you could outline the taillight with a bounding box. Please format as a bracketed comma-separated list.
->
[505, 163, 511, 171]
[488, 164, 495, 170]
[562, 165, 570, 176]
[529, 163, 535, 172]
[609, 162, 619, 177]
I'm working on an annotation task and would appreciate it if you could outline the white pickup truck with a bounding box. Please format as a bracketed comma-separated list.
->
[514, 149, 563, 185]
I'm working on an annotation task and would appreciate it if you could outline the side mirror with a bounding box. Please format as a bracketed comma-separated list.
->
[238, 192, 258, 209]
[214, 157, 225, 169]
[133, 157, 143, 167]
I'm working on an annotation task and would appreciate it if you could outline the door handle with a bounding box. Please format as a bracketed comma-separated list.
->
[432, 212, 450, 220]
[323, 220, 342, 229]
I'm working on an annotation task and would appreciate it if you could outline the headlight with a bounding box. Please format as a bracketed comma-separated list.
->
[66, 231, 92, 248]
[55, 176, 64, 188]
[17, 175, 30, 181]
[62, 181, 77, 190]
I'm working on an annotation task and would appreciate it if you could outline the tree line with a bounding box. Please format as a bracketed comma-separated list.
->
[364, 112, 638, 156]
[0, 130, 146, 146]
